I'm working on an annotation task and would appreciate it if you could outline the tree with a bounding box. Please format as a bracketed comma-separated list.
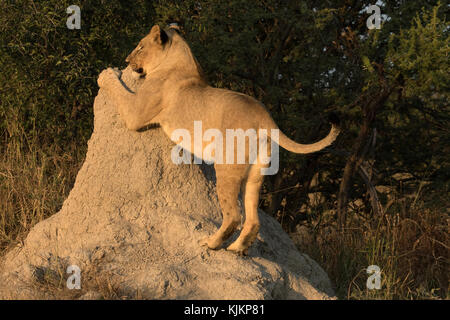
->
[0, 0, 155, 146]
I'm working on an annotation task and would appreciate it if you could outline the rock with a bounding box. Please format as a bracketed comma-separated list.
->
[0, 67, 335, 300]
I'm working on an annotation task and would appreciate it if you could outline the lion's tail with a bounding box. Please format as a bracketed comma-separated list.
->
[265, 113, 340, 154]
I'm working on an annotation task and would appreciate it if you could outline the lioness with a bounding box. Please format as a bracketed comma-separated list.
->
[97, 25, 340, 255]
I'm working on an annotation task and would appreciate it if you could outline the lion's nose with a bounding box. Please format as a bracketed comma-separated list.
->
[125, 56, 130, 63]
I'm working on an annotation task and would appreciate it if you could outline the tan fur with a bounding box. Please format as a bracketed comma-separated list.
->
[97, 25, 340, 255]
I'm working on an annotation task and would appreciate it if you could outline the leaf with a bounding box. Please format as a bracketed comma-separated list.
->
[362, 55, 374, 73]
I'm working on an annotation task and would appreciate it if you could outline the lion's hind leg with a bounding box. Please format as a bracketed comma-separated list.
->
[200, 164, 248, 250]
[226, 163, 265, 255]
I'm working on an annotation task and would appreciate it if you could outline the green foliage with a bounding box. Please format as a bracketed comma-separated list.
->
[387, 4, 449, 99]
[379, 3, 449, 182]
[0, 0, 154, 145]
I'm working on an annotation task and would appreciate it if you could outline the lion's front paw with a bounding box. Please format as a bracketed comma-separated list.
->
[111, 67, 122, 78]
[97, 68, 120, 88]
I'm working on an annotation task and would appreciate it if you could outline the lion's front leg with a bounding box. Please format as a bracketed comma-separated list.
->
[98, 68, 138, 129]
[98, 68, 162, 131]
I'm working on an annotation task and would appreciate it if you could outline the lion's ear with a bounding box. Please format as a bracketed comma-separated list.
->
[149, 25, 168, 45]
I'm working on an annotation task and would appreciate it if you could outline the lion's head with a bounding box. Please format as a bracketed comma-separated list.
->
[125, 25, 173, 76]
[126, 24, 205, 80]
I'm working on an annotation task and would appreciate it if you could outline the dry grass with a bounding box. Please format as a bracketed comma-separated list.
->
[295, 188, 449, 299]
[0, 133, 85, 256]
